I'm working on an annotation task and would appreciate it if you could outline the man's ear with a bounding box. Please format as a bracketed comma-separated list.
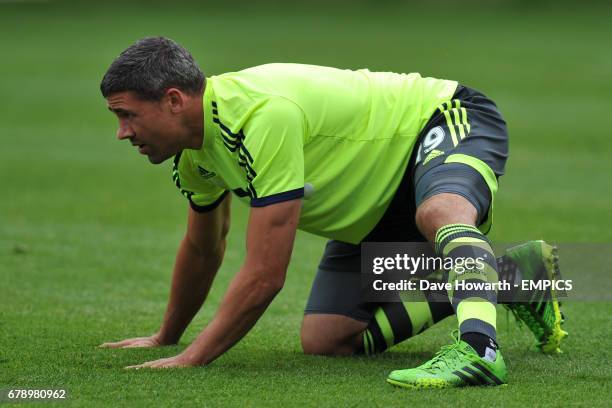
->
[165, 88, 186, 113]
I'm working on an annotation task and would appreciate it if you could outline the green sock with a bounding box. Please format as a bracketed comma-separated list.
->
[435, 223, 499, 342]
[362, 285, 453, 355]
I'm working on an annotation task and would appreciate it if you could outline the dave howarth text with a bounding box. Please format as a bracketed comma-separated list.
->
[372, 279, 511, 292]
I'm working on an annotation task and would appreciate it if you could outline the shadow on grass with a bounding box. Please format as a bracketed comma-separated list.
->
[96, 347, 434, 374]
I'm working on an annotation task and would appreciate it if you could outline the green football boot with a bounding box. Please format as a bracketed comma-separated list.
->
[387, 331, 507, 389]
[500, 241, 568, 353]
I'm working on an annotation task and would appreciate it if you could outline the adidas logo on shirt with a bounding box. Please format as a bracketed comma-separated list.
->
[198, 165, 216, 179]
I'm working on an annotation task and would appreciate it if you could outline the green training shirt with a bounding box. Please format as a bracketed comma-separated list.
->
[173, 63, 457, 244]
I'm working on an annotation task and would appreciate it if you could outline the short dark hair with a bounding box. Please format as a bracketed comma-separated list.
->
[100, 37, 205, 100]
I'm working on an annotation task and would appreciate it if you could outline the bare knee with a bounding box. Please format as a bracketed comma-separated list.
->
[415, 193, 478, 242]
[300, 314, 366, 356]
[301, 331, 351, 356]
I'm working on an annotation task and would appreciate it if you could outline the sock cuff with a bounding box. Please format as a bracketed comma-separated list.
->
[434, 223, 489, 255]
[459, 318, 497, 341]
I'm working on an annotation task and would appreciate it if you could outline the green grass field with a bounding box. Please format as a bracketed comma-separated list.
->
[1, 1, 611, 406]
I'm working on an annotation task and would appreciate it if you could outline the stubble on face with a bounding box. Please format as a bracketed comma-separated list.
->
[107, 92, 180, 164]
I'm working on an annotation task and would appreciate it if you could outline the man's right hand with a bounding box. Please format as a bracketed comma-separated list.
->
[99, 199, 230, 352]
[99, 334, 168, 349]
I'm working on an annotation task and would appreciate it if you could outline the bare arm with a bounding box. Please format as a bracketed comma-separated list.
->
[123, 198, 301, 368]
[100, 195, 231, 348]
[157, 195, 232, 344]
[178, 198, 301, 365]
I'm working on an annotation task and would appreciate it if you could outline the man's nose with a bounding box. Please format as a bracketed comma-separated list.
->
[116, 121, 134, 140]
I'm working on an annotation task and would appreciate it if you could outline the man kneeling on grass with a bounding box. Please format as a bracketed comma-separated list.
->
[99, 37, 567, 389]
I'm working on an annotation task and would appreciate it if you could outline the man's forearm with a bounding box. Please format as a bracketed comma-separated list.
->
[179, 265, 283, 365]
[156, 236, 224, 344]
